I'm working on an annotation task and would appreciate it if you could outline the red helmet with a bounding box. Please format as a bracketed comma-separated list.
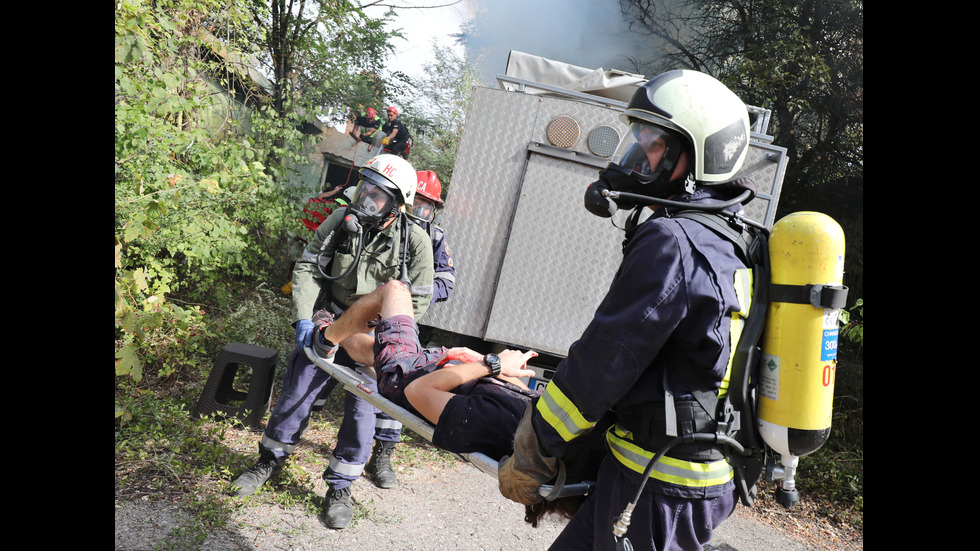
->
[415, 171, 443, 205]
[386, 106, 399, 117]
[410, 170, 443, 222]
[366, 107, 376, 118]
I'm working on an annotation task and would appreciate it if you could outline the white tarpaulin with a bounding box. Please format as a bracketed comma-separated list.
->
[501, 50, 646, 103]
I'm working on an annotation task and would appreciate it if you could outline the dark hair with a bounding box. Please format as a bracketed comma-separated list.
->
[523, 411, 615, 527]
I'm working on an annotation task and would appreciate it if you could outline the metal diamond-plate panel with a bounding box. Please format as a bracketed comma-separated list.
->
[484, 154, 627, 355]
[732, 140, 787, 229]
[419, 88, 540, 336]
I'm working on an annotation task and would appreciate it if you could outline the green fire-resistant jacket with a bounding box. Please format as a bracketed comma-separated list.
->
[291, 208, 434, 324]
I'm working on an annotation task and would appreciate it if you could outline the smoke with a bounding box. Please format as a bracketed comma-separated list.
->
[458, 0, 661, 83]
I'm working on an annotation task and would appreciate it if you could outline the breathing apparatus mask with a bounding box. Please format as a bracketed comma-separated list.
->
[407, 195, 438, 223]
[343, 172, 401, 233]
[584, 121, 695, 219]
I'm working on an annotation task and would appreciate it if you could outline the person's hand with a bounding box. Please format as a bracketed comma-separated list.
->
[381, 137, 390, 146]
[295, 319, 314, 348]
[498, 349, 537, 379]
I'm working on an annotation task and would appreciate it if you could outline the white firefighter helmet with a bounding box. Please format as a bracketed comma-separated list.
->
[619, 70, 749, 185]
[359, 154, 416, 205]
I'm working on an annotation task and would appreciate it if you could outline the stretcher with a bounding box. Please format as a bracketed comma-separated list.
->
[304, 346, 594, 500]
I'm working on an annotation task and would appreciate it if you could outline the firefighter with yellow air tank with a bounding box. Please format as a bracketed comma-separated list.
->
[497, 69, 848, 551]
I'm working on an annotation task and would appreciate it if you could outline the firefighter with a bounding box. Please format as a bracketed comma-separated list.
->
[408, 170, 455, 308]
[281, 172, 457, 495]
[350, 106, 383, 148]
[380, 106, 411, 158]
[231, 154, 435, 531]
[358, 170, 457, 490]
[498, 70, 756, 551]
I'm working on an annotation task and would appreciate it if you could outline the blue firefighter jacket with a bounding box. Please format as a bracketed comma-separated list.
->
[422, 221, 456, 305]
[531, 187, 753, 498]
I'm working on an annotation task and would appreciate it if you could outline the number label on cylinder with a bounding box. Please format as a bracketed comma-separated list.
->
[820, 309, 840, 362]
[822, 363, 836, 387]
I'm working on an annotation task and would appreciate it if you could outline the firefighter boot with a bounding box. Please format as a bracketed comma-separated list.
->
[365, 440, 398, 489]
[231, 454, 284, 497]
[322, 485, 354, 529]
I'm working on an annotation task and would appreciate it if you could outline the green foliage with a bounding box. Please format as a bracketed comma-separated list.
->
[114, 1, 295, 394]
[395, 43, 488, 198]
[839, 298, 863, 347]
[246, 0, 397, 128]
[115, 388, 251, 549]
[114, 1, 396, 399]
[798, 382, 864, 527]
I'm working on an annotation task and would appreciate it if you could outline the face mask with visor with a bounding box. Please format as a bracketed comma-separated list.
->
[407, 195, 438, 223]
[345, 174, 399, 231]
[584, 121, 691, 217]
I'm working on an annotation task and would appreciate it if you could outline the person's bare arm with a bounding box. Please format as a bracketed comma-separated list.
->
[405, 349, 537, 424]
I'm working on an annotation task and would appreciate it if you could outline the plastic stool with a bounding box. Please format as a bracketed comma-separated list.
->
[193, 342, 278, 427]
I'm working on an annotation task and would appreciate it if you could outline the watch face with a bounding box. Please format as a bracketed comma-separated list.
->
[485, 353, 501, 374]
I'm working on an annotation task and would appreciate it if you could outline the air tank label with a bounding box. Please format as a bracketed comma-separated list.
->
[759, 354, 780, 401]
[821, 309, 840, 362]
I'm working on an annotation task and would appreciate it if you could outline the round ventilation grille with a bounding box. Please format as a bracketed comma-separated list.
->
[546, 116, 580, 148]
[587, 125, 621, 158]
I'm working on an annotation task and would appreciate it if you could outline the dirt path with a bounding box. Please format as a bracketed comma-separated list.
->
[115, 458, 839, 551]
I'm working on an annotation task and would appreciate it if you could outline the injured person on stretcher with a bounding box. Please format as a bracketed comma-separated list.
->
[308, 280, 610, 526]
[309, 279, 538, 460]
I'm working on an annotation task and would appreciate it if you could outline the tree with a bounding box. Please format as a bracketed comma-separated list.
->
[393, 43, 488, 198]
[619, 0, 863, 298]
[115, 0, 290, 389]
[243, 0, 397, 176]
[620, 0, 862, 190]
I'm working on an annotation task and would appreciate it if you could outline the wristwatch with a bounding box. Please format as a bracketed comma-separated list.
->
[483, 353, 501, 376]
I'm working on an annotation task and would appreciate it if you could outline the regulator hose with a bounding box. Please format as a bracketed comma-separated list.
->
[397, 212, 413, 287]
[316, 211, 365, 281]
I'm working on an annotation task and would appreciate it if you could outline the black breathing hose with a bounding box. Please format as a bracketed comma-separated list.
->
[316, 212, 364, 281]
[398, 212, 413, 286]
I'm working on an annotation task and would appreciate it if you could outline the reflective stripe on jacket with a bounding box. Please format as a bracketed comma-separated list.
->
[529, 189, 751, 498]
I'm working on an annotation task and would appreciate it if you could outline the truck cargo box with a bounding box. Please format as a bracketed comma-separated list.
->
[419, 53, 786, 386]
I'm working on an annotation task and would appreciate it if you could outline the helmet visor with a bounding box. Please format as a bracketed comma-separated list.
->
[352, 179, 397, 219]
[611, 122, 682, 180]
[408, 195, 438, 223]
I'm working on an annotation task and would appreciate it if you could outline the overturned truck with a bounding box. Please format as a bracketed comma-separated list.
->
[418, 51, 787, 390]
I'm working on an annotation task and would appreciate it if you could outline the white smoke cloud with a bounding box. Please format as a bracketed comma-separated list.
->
[460, 0, 661, 82]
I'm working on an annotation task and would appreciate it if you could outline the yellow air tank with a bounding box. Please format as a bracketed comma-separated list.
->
[757, 211, 847, 507]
